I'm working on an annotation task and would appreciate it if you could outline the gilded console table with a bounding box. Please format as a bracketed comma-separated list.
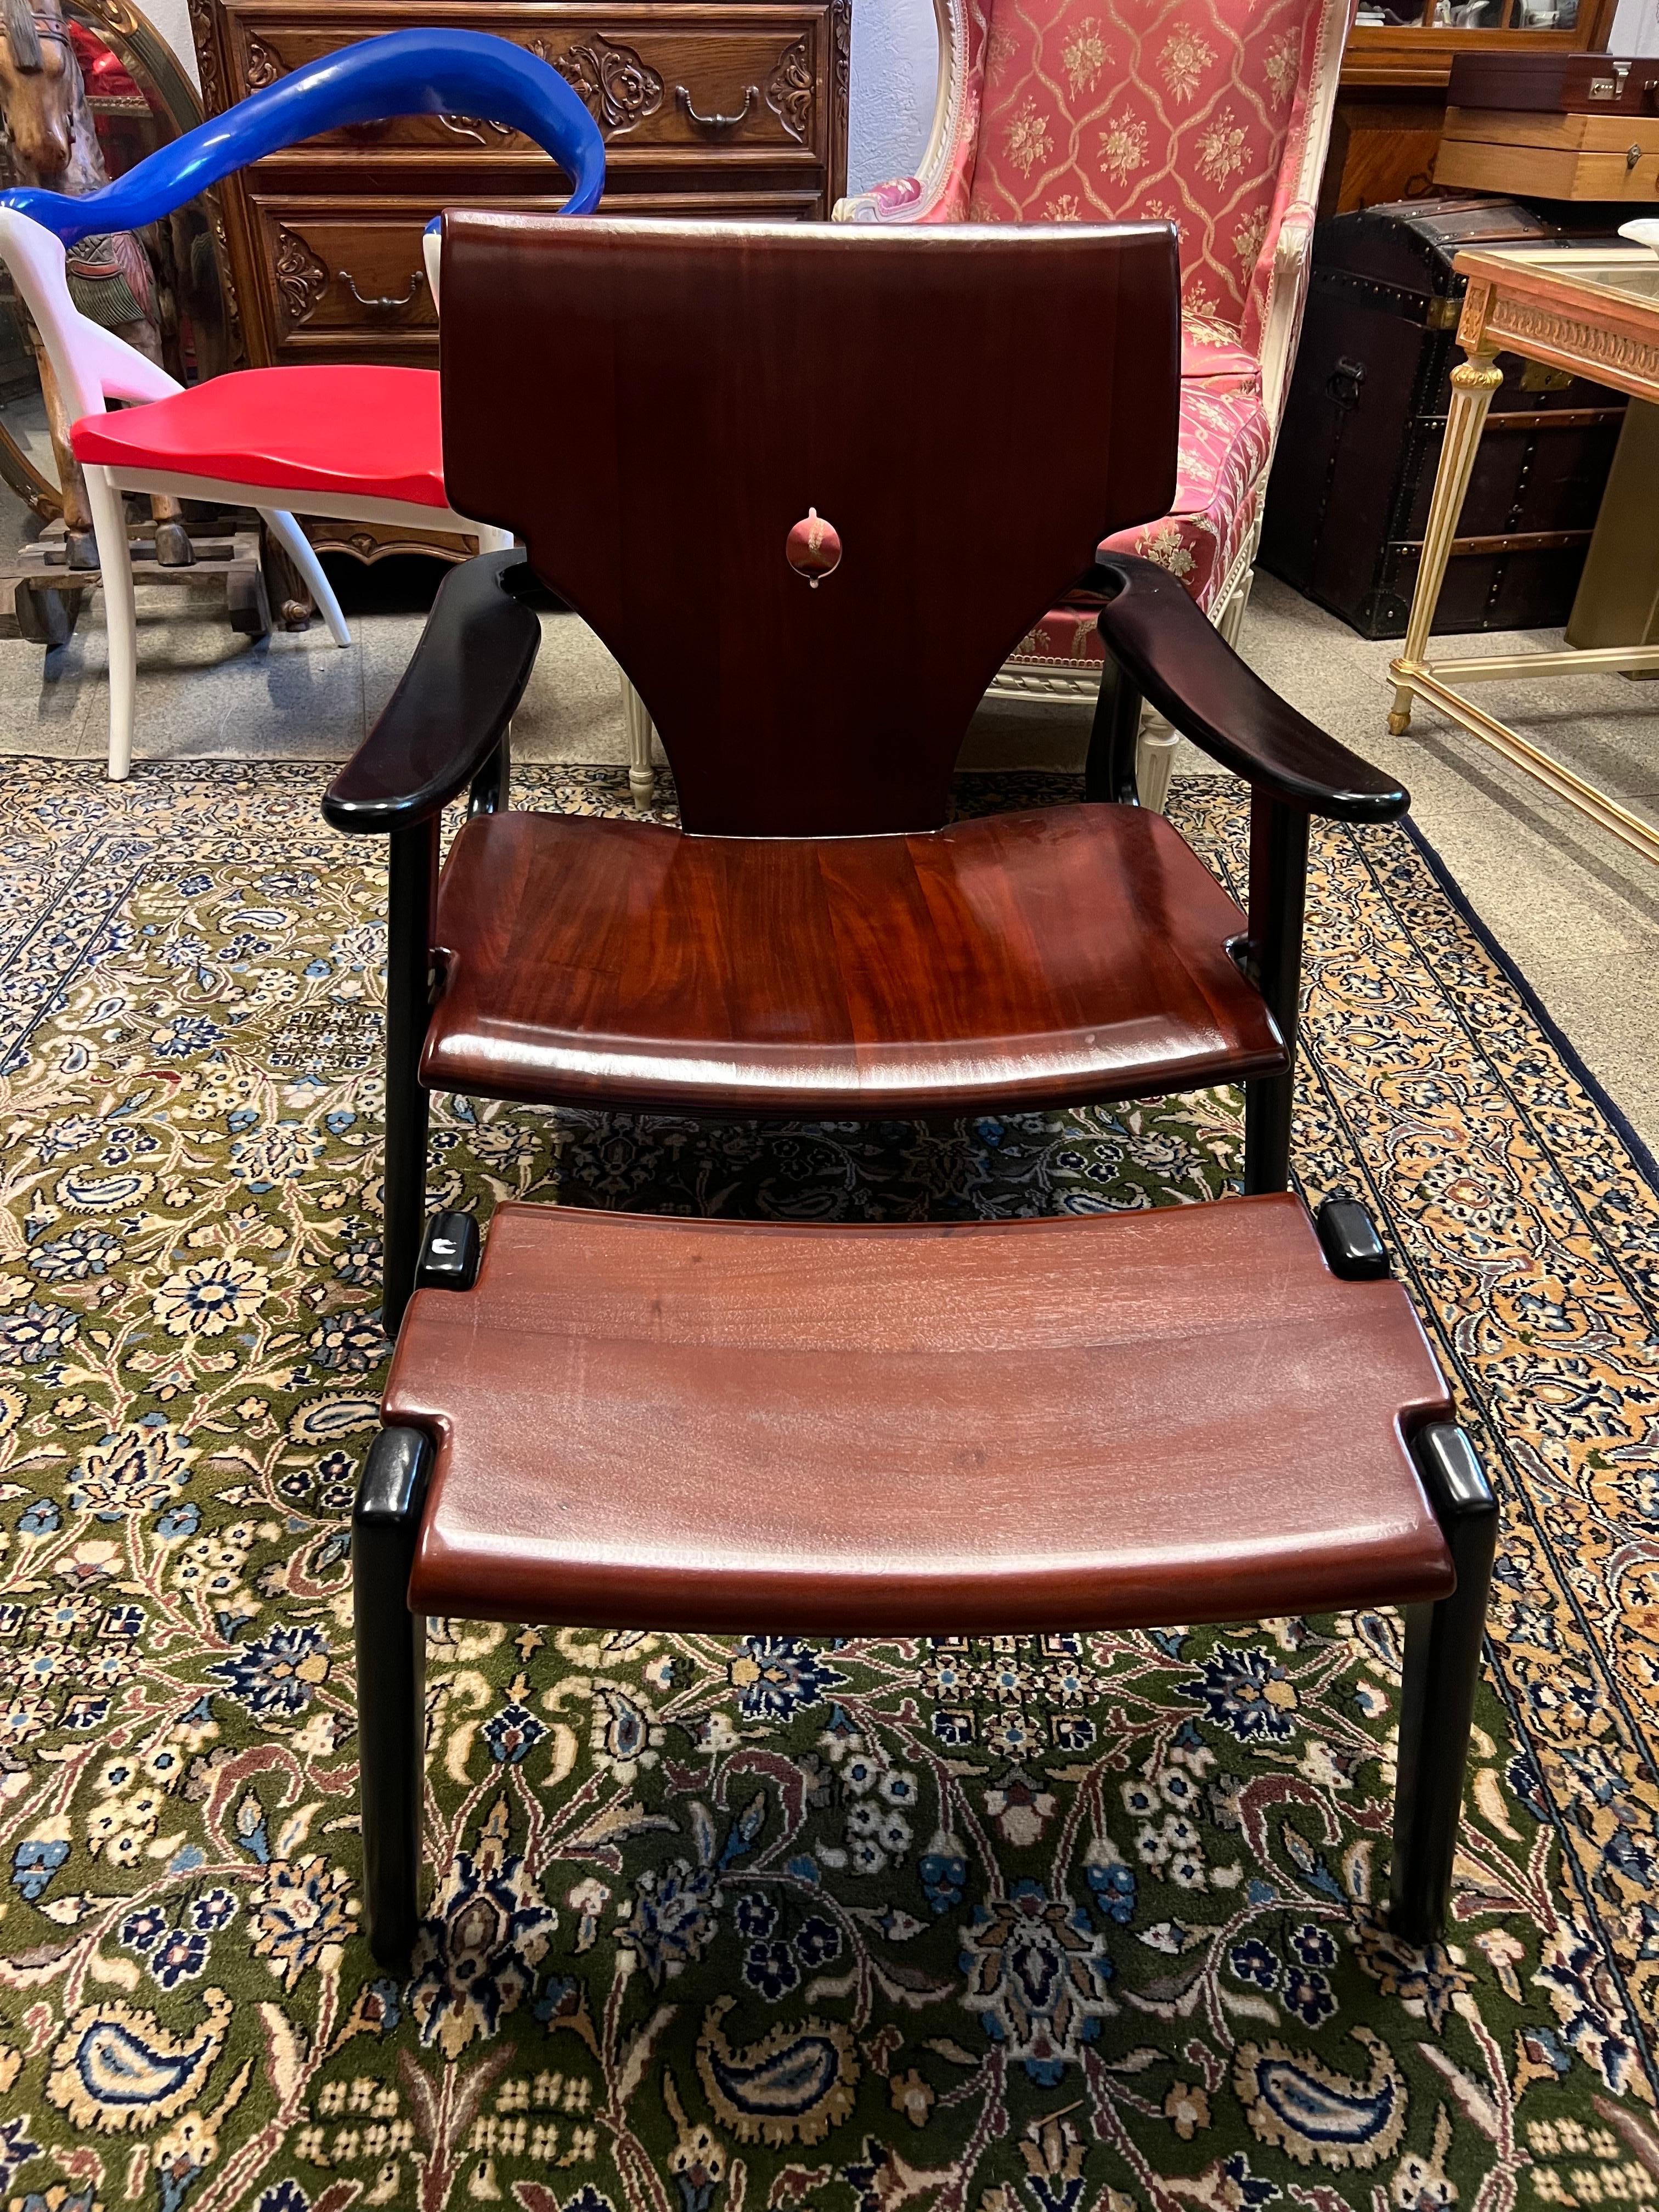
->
[1389, 245, 1659, 867]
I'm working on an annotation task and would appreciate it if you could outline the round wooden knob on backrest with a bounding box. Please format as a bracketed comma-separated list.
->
[785, 507, 842, 586]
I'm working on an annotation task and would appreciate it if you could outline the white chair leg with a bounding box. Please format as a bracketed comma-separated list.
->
[258, 509, 350, 647]
[620, 678, 656, 811]
[1218, 565, 1255, 651]
[1135, 715, 1179, 815]
[84, 464, 137, 781]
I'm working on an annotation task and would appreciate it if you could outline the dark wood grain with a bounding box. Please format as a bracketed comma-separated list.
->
[388, 1194, 1457, 1634]
[438, 213, 1181, 835]
[420, 802, 1284, 1118]
[1092, 556, 1412, 821]
[323, 550, 539, 831]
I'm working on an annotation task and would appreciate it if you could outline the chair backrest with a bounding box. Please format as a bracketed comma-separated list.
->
[441, 214, 1180, 837]
[0, 206, 178, 425]
[964, 0, 1334, 347]
[0, 27, 604, 243]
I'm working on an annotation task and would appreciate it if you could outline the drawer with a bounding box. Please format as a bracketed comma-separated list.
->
[249, 190, 828, 358]
[252, 205, 439, 353]
[225, 7, 831, 163]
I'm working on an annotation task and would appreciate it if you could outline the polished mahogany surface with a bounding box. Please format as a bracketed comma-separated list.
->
[438, 215, 1181, 836]
[1093, 557, 1411, 823]
[421, 802, 1286, 1118]
[391, 1194, 1457, 1634]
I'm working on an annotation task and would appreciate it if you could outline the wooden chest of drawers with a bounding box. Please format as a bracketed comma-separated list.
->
[188, 0, 850, 557]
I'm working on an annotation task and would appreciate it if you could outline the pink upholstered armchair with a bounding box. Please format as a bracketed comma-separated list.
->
[837, 0, 1351, 805]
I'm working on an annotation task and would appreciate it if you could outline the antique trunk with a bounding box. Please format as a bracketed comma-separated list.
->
[1260, 196, 1630, 639]
[190, 0, 850, 561]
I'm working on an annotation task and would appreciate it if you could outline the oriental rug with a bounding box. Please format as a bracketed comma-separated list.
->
[0, 758, 1652, 2212]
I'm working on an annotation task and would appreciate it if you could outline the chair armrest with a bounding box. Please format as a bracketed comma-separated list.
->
[1257, 200, 1318, 425]
[836, 176, 929, 223]
[323, 550, 541, 834]
[1092, 556, 1407, 823]
[1274, 200, 1317, 264]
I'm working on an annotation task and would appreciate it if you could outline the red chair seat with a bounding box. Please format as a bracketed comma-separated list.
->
[421, 802, 1289, 1119]
[388, 1195, 1458, 1634]
[70, 365, 446, 509]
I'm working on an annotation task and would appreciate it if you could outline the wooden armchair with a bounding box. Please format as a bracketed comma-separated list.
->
[836, 0, 1352, 806]
[327, 217, 1495, 1979]
[323, 212, 1406, 1335]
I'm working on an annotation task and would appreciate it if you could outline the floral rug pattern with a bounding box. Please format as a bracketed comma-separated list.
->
[0, 758, 1653, 2212]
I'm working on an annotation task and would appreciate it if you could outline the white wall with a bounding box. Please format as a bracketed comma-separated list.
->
[145, 0, 199, 89]
[847, 0, 940, 193]
[1610, 0, 1659, 52]
[139, 0, 941, 184]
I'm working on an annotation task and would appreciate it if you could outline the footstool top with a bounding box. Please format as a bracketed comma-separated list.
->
[385, 1195, 1456, 1635]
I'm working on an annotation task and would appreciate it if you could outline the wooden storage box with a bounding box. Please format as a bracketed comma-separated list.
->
[1435, 107, 1659, 200]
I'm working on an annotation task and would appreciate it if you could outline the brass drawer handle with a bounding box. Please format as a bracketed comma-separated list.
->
[337, 267, 425, 312]
[675, 83, 757, 132]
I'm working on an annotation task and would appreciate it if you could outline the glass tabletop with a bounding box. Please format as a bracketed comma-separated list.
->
[1462, 244, 1659, 311]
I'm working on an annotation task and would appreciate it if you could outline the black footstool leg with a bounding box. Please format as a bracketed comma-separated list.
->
[1389, 1422, 1498, 1943]
[354, 1424, 433, 1971]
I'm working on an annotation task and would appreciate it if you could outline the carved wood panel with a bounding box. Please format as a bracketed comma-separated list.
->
[541, 32, 664, 132]
[219, 11, 831, 154]
[270, 222, 329, 326]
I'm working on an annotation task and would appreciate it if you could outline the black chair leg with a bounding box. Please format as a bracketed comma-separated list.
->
[382, 819, 438, 1339]
[383, 1078, 431, 1342]
[354, 1424, 433, 1971]
[1389, 1422, 1499, 1943]
[1242, 792, 1308, 1195]
[1085, 651, 1144, 804]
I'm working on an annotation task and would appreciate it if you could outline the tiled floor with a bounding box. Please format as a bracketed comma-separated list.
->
[2, 507, 1656, 1152]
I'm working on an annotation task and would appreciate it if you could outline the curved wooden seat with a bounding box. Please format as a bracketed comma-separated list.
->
[421, 803, 1288, 1119]
[385, 1194, 1455, 1635]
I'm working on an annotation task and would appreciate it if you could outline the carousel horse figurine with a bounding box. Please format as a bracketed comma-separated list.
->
[0, 0, 191, 564]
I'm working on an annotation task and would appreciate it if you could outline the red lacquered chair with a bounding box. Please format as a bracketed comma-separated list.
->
[0, 29, 603, 778]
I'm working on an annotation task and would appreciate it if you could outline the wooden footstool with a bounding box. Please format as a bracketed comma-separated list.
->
[353, 1194, 1496, 1968]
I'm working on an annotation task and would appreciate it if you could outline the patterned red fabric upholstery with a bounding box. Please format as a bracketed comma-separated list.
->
[967, 0, 1325, 356]
[1181, 319, 1260, 392]
[839, 0, 1346, 656]
[1015, 384, 1270, 668]
[1104, 383, 1268, 606]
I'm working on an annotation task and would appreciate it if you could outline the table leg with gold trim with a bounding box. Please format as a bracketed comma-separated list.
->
[1389, 353, 1502, 736]
[1383, 245, 1659, 868]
